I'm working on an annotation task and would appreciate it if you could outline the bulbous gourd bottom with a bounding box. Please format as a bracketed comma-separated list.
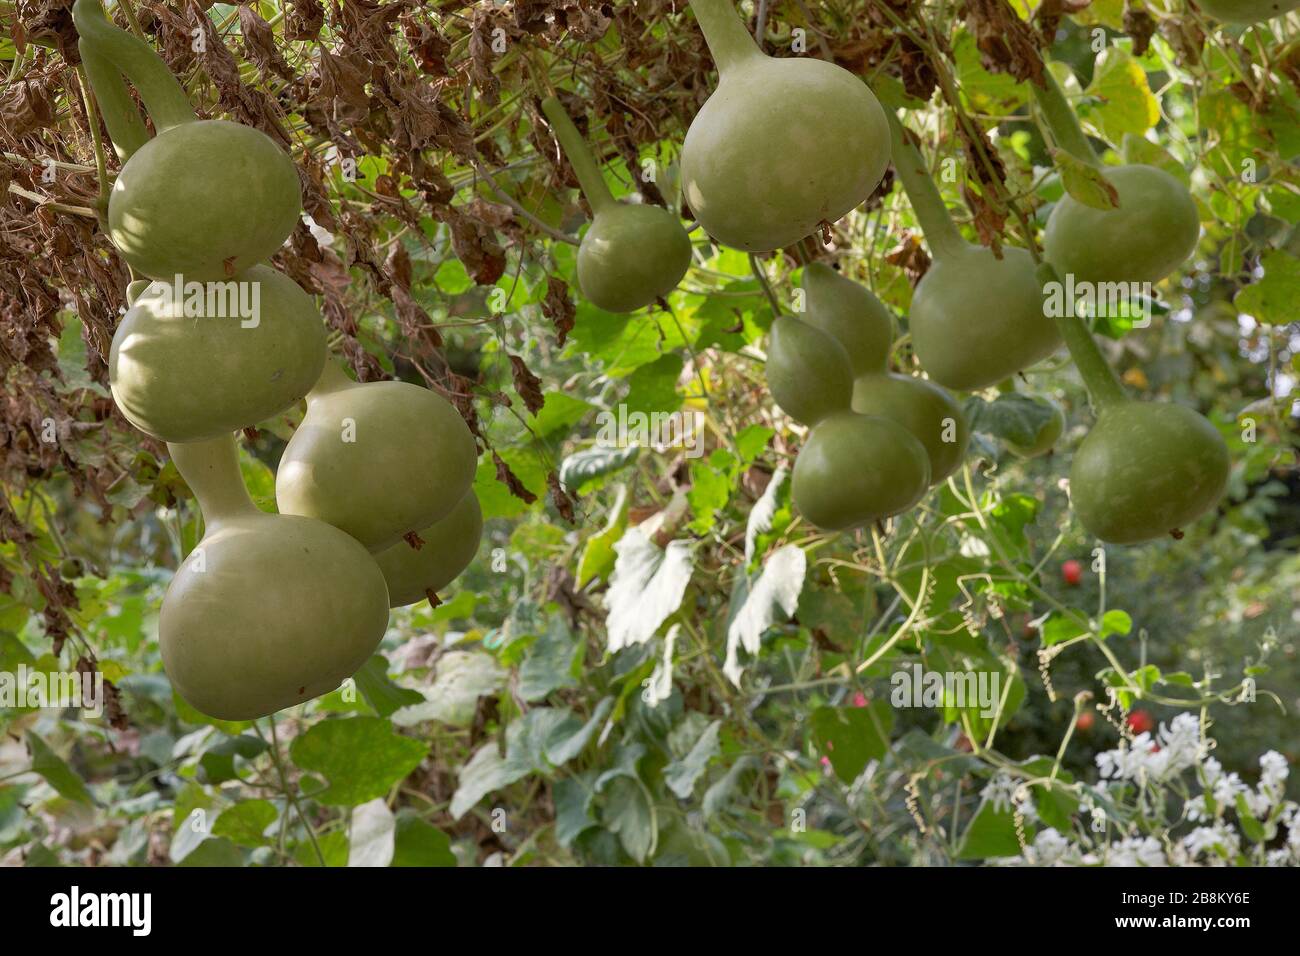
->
[374, 492, 483, 607]
[578, 205, 692, 312]
[851, 372, 969, 483]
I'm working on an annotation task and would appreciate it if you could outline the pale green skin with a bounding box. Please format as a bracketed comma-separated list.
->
[109, 120, 301, 281]
[910, 245, 1061, 392]
[1193, 0, 1299, 20]
[110, 265, 325, 442]
[852, 373, 969, 483]
[374, 492, 483, 607]
[1005, 402, 1065, 459]
[801, 262, 894, 376]
[161, 436, 389, 721]
[766, 315, 854, 426]
[1045, 165, 1200, 286]
[792, 411, 930, 531]
[579, 204, 693, 312]
[276, 364, 479, 551]
[1070, 401, 1230, 544]
[681, 56, 889, 252]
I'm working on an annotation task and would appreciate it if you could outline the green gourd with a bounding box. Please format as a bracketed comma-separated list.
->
[886, 111, 1061, 391]
[276, 360, 479, 551]
[373, 491, 483, 608]
[802, 263, 969, 483]
[1041, 263, 1230, 543]
[1004, 399, 1065, 459]
[110, 265, 326, 442]
[160, 434, 390, 720]
[680, 0, 890, 252]
[765, 315, 855, 426]
[791, 410, 931, 531]
[1032, 69, 1200, 286]
[74, 0, 301, 281]
[1192, 0, 1299, 20]
[540, 98, 691, 312]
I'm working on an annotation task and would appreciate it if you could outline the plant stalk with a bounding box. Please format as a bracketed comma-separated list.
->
[884, 110, 965, 261]
[1030, 69, 1100, 167]
[540, 97, 616, 216]
[1036, 263, 1126, 412]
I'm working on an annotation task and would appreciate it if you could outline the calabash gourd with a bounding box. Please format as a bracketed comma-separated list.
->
[541, 98, 691, 313]
[1032, 69, 1200, 287]
[886, 111, 1060, 391]
[1192, 0, 1299, 21]
[110, 265, 326, 442]
[160, 434, 390, 721]
[276, 360, 479, 551]
[1040, 264, 1230, 543]
[1004, 399, 1065, 459]
[802, 263, 969, 483]
[374, 491, 483, 608]
[765, 315, 855, 426]
[680, 0, 890, 252]
[791, 411, 931, 531]
[74, 0, 301, 281]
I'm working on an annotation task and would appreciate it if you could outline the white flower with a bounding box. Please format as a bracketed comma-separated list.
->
[1183, 824, 1240, 862]
[981, 773, 1019, 813]
[1186, 794, 1214, 824]
[1024, 828, 1073, 865]
[1104, 836, 1166, 867]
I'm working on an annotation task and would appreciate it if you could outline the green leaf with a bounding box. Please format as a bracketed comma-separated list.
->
[348, 798, 395, 867]
[1054, 149, 1120, 210]
[576, 484, 630, 587]
[1100, 609, 1133, 640]
[198, 734, 269, 784]
[450, 740, 531, 820]
[554, 775, 599, 848]
[622, 353, 684, 417]
[558, 445, 639, 494]
[1234, 794, 1266, 844]
[600, 775, 657, 863]
[969, 393, 1060, 446]
[25, 732, 92, 805]
[391, 650, 506, 728]
[1084, 48, 1159, 144]
[733, 424, 774, 462]
[212, 800, 278, 848]
[392, 809, 456, 866]
[1235, 250, 1300, 325]
[528, 392, 594, 439]
[353, 654, 424, 718]
[544, 697, 613, 767]
[176, 837, 244, 867]
[293, 830, 348, 867]
[289, 717, 429, 807]
[956, 801, 1022, 860]
[664, 720, 721, 799]
[519, 617, 583, 701]
[810, 704, 895, 783]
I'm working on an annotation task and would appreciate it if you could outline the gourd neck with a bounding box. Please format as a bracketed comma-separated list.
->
[73, 0, 197, 134]
[688, 0, 763, 77]
[1036, 263, 1126, 413]
[167, 434, 258, 524]
[79, 45, 148, 160]
[540, 97, 617, 216]
[885, 110, 966, 261]
[310, 357, 356, 398]
[1030, 69, 1101, 168]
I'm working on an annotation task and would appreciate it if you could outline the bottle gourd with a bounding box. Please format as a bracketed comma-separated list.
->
[802, 263, 970, 483]
[1032, 69, 1199, 287]
[374, 491, 484, 608]
[886, 111, 1061, 391]
[1040, 264, 1229, 544]
[110, 266, 326, 442]
[765, 311, 930, 530]
[160, 434, 390, 720]
[276, 360, 479, 551]
[540, 98, 691, 313]
[680, 0, 889, 252]
[74, 0, 301, 281]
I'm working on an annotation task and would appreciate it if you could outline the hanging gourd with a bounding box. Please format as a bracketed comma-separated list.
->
[886, 111, 1061, 391]
[802, 263, 970, 484]
[1032, 68, 1200, 286]
[160, 434, 390, 721]
[540, 98, 692, 313]
[764, 309, 930, 530]
[373, 492, 484, 608]
[680, 0, 890, 252]
[276, 360, 479, 552]
[73, 0, 301, 281]
[1191, 0, 1299, 21]
[1040, 264, 1230, 544]
[110, 265, 326, 442]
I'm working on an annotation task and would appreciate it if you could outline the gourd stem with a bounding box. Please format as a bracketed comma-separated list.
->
[885, 110, 965, 261]
[1036, 263, 1126, 412]
[688, 0, 762, 76]
[167, 434, 258, 523]
[310, 357, 355, 396]
[79, 46, 148, 161]
[540, 97, 616, 216]
[72, 0, 197, 133]
[1030, 69, 1100, 168]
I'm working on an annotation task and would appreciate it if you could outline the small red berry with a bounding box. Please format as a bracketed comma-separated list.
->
[1076, 711, 1095, 731]
[1062, 559, 1083, 586]
[1127, 710, 1154, 735]
[852, 692, 868, 708]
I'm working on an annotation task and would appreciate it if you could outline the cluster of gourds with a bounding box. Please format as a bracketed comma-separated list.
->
[75, 0, 483, 720]
[541, 0, 1234, 546]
